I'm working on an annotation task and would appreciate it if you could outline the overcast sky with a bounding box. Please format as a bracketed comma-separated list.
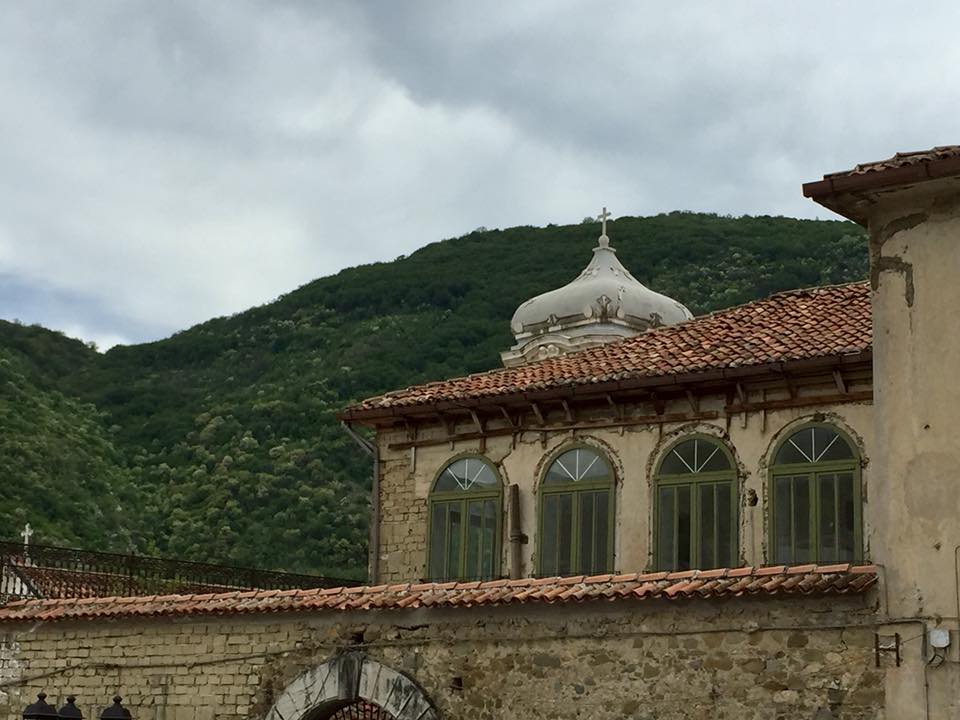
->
[1, 1, 957, 348]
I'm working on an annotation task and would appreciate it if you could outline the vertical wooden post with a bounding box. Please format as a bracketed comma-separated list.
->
[508, 484, 526, 579]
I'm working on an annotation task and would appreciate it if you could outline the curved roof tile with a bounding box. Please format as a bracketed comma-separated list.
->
[0, 564, 877, 623]
[342, 282, 871, 417]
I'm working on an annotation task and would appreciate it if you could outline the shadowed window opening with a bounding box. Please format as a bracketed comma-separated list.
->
[770, 424, 861, 564]
[655, 436, 737, 571]
[539, 446, 615, 576]
[428, 456, 502, 582]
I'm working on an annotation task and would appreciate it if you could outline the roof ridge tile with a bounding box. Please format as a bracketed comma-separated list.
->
[0, 565, 879, 622]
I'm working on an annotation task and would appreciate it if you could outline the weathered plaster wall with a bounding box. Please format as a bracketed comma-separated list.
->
[866, 186, 960, 720]
[376, 393, 874, 584]
[0, 599, 884, 720]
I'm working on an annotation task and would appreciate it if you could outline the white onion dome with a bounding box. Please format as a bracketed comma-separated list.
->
[501, 226, 692, 367]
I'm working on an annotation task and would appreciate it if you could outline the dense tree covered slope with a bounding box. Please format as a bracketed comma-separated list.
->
[0, 214, 867, 577]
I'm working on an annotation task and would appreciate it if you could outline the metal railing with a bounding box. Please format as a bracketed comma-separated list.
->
[0, 540, 359, 602]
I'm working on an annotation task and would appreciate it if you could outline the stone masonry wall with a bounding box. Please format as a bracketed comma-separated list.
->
[0, 597, 885, 720]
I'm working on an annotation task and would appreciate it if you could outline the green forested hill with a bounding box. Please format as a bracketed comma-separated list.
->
[0, 213, 868, 577]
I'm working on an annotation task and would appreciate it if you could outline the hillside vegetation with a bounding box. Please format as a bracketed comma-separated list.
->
[0, 213, 868, 577]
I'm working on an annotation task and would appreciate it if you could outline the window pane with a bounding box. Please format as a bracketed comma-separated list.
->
[661, 438, 731, 474]
[545, 448, 611, 485]
[448, 504, 462, 579]
[593, 490, 610, 573]
[716, 482, 732, 568]
[818, 474, 838, 562]
[661, 440, 697, 474]
[482, 499, 497, 579]
[435, 457, 498, 492]
[814, 427, 854, 462]
[699, 443, 731, 472]
[677, 485, 691, 571]
[774, 476, 792, 563]
[658, 486, 675, 571]
[793, 475, 811, 563]
[541, 495, 558, 576]
[579, 491, 596, 574]
[429, 503, 448, 580]
[699, 484, 716, 569]
[578, 449, 610, 481]
[558, 493, 573, 575]
[837, 472, 856, 561]
[776, 429, 813, 465]
[775, 426, 856, 466]
[466, 500, 483, 580]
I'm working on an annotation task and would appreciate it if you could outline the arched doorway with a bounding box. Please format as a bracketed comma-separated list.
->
[266, 652, 438, 720]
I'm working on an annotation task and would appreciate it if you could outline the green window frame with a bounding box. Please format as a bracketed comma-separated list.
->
[427, 456, 502, 582]
[769, 424, 862, 565]
[654, 435, 737, 571]
[538, 445, 615, 577]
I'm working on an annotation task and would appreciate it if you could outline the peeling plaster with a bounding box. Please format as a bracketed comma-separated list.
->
[870, 212, 926, 308]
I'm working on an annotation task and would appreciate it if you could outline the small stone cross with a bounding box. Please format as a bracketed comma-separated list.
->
[599, 206, 612, 237]
[21, 523, 32, 559]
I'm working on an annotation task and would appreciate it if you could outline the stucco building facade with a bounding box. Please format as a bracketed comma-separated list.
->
[2, 146, 960, 719]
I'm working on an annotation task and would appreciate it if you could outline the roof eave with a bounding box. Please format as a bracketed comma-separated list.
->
[803, 155, 960, 225]
[338, 349, 873, 425]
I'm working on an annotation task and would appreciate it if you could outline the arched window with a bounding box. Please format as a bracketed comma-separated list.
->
[539, 446, 615, 577]
[655, 436, 737, 571]
[428, 456, 501, 582]
[770, 424, 861, 564]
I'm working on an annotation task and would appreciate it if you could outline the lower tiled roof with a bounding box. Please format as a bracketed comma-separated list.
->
[0, 564, 877, 622]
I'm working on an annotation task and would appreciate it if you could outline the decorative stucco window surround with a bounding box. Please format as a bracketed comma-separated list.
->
[537, 444, 615, 577]
[654, 434, 738, 572]
[427, 455, 502, 582]
[768, 424, 862, 564]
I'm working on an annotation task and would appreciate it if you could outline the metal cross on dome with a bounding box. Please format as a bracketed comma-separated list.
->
[598, 206, 611, 236]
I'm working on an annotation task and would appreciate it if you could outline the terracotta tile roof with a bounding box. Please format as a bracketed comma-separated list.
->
[0, 564, 877, 623]
[341, 282, 871, 418]
[824, 145, 960, 179]
[804, 145, 960, 225]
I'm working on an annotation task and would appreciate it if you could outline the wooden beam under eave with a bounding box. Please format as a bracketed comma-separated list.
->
[605, 393, 624, 420]
[833, 369, 848, 395]
[387, 410, 720, 450]
[724, 390, 872, 415]
[560, 399, 575, 423]
[469, 409, 484, 434]
[435, 413, 456, 450]
[530, 401, 545, 426]
[650, 392, 666, 416]
[781, 372, 798, 400]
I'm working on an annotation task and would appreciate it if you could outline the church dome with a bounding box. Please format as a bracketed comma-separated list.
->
[501, 213, 692, 368]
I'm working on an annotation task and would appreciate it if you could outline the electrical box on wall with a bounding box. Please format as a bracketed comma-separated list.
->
[928, 628, 951, 649]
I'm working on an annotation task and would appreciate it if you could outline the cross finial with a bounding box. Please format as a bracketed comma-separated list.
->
[599, 206, 611, 237]
[21, 523, 32, 549]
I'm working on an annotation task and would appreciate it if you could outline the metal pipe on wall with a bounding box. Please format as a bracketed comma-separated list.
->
[340, 422, 380, 585]
[508, 484, 526, 579]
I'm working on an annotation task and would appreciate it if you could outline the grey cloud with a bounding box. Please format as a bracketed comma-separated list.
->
[0, 1, 958, 348]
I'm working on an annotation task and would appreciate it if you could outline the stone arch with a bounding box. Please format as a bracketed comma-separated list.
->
[266, 652, 438, 720]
